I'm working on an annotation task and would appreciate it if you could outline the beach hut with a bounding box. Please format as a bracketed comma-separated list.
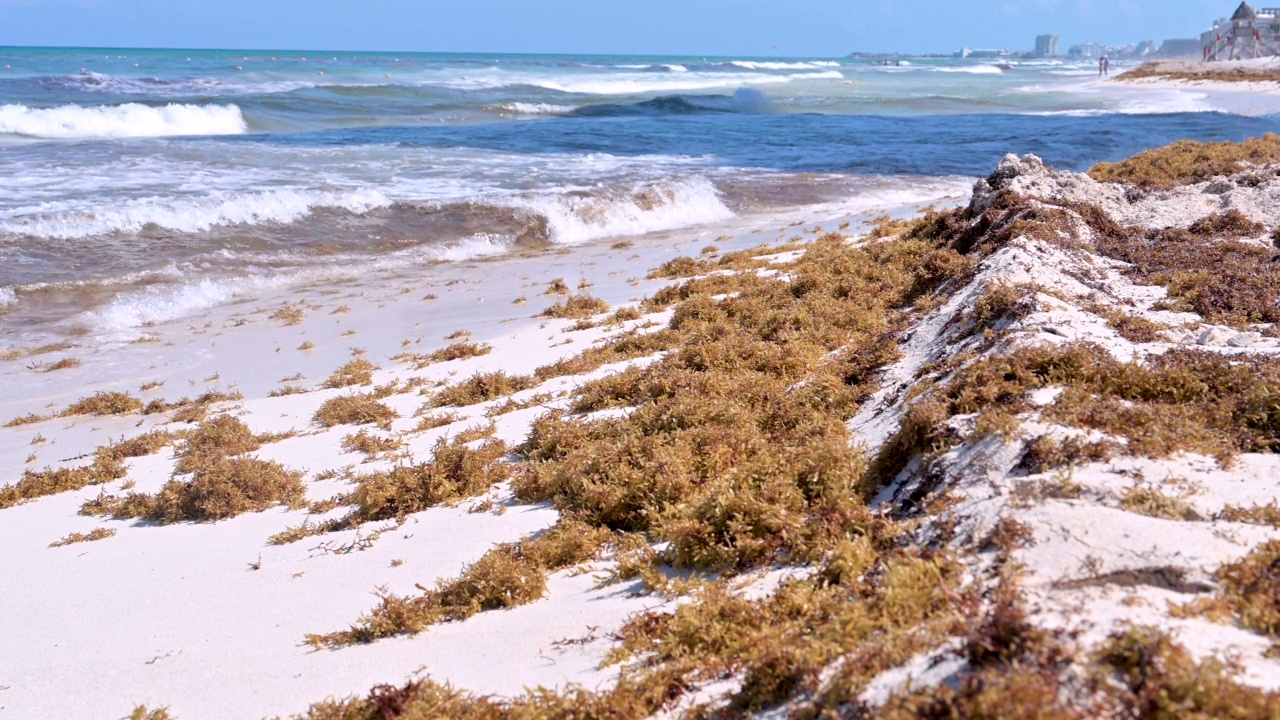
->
[1226, 2, 1268, 59]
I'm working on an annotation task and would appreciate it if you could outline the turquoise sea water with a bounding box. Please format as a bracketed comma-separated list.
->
[1, 47, 1278, 341]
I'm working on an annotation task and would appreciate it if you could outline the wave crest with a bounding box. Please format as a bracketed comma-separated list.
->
[569, 88, 773, 117]
[2, 176, 733, 248]
[509, 177, 734, 245]
[727, 60, 842, 70]
[934, 65, 1005, 75]
[521, 70, 841, 96]
[0, 102, 248, 139]
[2, 188, 391, 239]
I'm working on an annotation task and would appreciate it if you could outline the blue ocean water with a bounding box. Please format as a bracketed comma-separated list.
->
[1, 47, 1278, 339]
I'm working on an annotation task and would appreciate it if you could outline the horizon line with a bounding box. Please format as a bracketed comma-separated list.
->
[0, 43, 1064, 59]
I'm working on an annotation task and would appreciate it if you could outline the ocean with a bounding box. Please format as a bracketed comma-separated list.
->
[2, 47, 1278, 345]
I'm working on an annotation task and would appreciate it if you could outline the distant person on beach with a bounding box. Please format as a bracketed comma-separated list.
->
[1098, 55, 1109, 77]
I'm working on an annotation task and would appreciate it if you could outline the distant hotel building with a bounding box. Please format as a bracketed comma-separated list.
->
[1067, 42, 1108, 58]
[1198, 2, 1280, 59]
[1034, 34, 1060, 57]
[953, 48, 1011, 59]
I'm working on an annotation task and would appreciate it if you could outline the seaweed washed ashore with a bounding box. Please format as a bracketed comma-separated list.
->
[1114, 58, 1280, 116]
[5, 135, 1280, 718]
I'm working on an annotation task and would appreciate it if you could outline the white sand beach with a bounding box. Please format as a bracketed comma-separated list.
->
[7, 128, 1280, 719]
[1109, 57, 1280, 116]
[0, 186, 967, 719]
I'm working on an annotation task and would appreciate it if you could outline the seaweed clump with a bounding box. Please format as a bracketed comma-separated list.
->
[1179, 540, 1280, 641]
[537, 294, 609, 320]
[1079, 208, 1280, 327]
[314, 394, 399, 430]
[0, 454, 127, 510]
[873, 342, 1280, 490]
[321, 358, 378, 389]
[83, 415, 304, 524]
[1089, 133, 1280, 189]
[431, 371, 537, 408]
[1093, 626, 1280, 718]
[330, 437, 512, 528]
[393, 341, 492, 369]
[308, 521, 609, 648]
[105, 457, 305, 523]
[309, 207, 996, 650]
[61, 391, 144, 417]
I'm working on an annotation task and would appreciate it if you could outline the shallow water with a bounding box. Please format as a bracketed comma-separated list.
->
[1, 47, 1278, 342]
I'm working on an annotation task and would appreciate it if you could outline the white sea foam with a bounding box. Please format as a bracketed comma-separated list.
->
[612, 64, 688, 72]
[0, 102, 248, 139]
[0, 287, 15, 307]
[498, 102, 576, 116]
[510, 177, 734, 245]
[63, 69, 382, 97]
[425, 66, 841, 95]
[728, 60, 841, 70]
[72, 72, 248, 96]
[87, 234, 512, 332]
[1116, 91, 1212, 115]
[1028, 87, 1212, 116]
[934, 65, 1005, 75]
[428, 235, 510, 262]
[91, 275, 288, 331]
[76, 173, 973, 335]
[526, 71, 840, 95]
[2, 187, 391, 239]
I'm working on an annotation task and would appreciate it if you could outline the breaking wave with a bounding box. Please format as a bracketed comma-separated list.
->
[506, 177, 734, 245]
[934, 65, 1006, 75]
[91, 275, 284, 331]
[79, 236, 529, 334]
[1, 188, 392, 239]
[568, 88, 773, 116]
[519, 70, 842, 95]
[2, 176, 734, 248]
[0, 102, 248, 139]
[726, 60, 842, 70]
[496, 102, 578, 116]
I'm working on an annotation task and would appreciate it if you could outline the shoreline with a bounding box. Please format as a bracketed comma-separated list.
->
[0, 188, 964, 719]
[0, 174, 975, 352]
[6, 134, 1280, 718]
[0, 181, 973, 411]
[1109, 58, 1280, 116]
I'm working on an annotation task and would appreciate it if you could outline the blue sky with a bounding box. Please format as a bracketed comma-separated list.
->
[0, 0, 1236, 55]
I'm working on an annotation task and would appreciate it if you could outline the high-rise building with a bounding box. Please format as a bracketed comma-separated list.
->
[1035, 34, 1060, 57]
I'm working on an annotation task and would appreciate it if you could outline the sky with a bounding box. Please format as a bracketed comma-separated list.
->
[0, 0, 1241, 55]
